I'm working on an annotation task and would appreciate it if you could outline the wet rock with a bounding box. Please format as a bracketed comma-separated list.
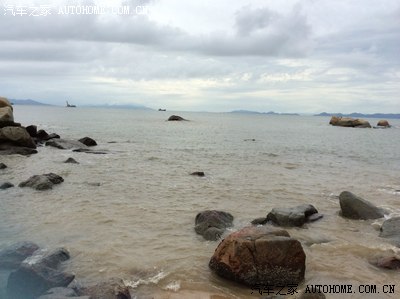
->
[251, 217, 269, 225]
[77, 278, 131, 299]
[370, 256, 400, 270]
[190, 171, 205, 177]
[19, 173, 64, 190]
[209, 226, 306, 286]
[37, 129, 50, 140]
[379, 217, 400, 247]
[0, 162, 7, 169]
[168, 115, 186, 121]
[72, 148, 108, 154]
[0, 126, 36, 148]
[0, 241, 40, 269]
[329, 116, 371, 128]
[38, 287, 90, 299]
[377, 120, 390, 127]
[0, 182, 14, 189]
[266, 204, 320, 227]
[339, 191, 385, 220]
[0, 143, 38, 155]
[78, 136, 97, 147]
[25, 125, 37, 137]
[46, 139, 87, 150]
[7, 248, 74, 299]
[195, 210, 234, 241]
[64, 157, 79, 164]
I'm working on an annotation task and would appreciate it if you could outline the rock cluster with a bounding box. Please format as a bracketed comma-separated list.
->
[329, 116, 371, 128]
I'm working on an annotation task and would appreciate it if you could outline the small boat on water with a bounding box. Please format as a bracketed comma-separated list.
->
[66, 100, 76, 108]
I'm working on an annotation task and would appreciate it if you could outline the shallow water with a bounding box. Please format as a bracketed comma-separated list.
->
[1, 106, 400, 298]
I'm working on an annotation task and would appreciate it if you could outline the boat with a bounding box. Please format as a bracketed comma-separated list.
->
[66, 100, 76, 108]
[158, 108, 166, 111]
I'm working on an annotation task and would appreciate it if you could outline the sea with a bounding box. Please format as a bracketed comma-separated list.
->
[1, 106, 399, 299]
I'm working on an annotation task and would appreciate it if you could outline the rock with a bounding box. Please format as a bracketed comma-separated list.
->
[0, 182, 14, 189]
[209, 226, 306, 286]
[46, 139, 88, 150]
[168, 115, 186, 121]
[329, 116, 371, 128]
[339, 191, 385, 220]
[77, 278, 131, 299]
[38, 287, 90, 299]
[19, 173, 64, 190]
[0, 96, 12, 108]
[64, 157, 79, 164]
[0, 126, 36, 148]
[370, 256, 400, 270]
[0, 143, 38, 155]
[251, 217, 268, 225]
[377, 120, 390, 127]
[379, 217, 400, 247]
[25, 125, 37, 137]
[7, 248, 74, 299]
[36, 129, 60, 142]
[78, 137, 97, 146]
[0, 242, 40, 269]
[266, 204, 320, 227]
[195, 210, 234, 241]
[0, 162, 7, 169]
[0, 106, 14, 123]
[190, 171, 205, 177]
[72, 148, 108, 154]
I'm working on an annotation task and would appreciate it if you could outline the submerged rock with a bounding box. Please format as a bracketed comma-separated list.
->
[64, 157, 79, 164]
[72, 148, 108, 154]
[0, 162, 7, 169]
[379, 217, 400, 247]
[195, 210, 234, 241]
[0, 242, 40, 269]
[0, 143, 38, 155]
[77, 278, 131, 299]
[78, 136, 97, 147]
[339, 191, 385, 220]
[190, 171, 205, 177]
[46, 139, 87, 150]
[19, 173, 64, 190]
[209, 226, 306, 286]
[370, 256, 400, 270]
[266, 204, 321, 227]
[168, 115, 186, 121]
[7, 248, 74, 299]
[0, 182, 14, 189]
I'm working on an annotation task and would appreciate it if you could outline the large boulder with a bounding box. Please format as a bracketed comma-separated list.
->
[78, 137, 97, 147]
[195, 210, 234, 241]
[0, 106, 14, 123]
[377, 120, 390, 127]
[7, 248, 74, 299]
[379, 217, 400, 247]
[0, 242, 40, 269]
[266, 204, 321, 227]
[0, 126, 36, 148]
[329, 116, 371, 128]
[19, 173, 64, 190]
[339, 191, 385, 220]
[209, 226, 306, 286]
[0, 97, 12, 109]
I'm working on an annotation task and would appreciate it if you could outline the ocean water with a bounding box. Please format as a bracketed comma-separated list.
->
[1, 106, 400, 298]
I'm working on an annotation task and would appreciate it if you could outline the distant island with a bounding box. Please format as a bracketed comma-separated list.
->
[315, 112, 400, 119]
[230, 110, 299, 116]
[10, 99, 51, 106]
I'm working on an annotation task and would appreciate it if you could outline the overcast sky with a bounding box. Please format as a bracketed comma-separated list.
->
[0, 0, 399, 113]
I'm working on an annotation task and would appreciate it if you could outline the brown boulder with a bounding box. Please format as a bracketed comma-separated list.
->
[377, 120, 390, 127]
[0, 97, 12, 109]
[209, 226, 306, 286]
[0, 106, 14, 123]
[0, 127, 36, 148]
[329, 116, 371, 128]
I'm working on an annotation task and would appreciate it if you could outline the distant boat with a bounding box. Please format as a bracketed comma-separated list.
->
[66, 100, 76, 108]
[158, 108, 166, 111]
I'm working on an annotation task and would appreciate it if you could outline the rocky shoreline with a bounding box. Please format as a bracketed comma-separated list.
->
[1, 97, 399, 298]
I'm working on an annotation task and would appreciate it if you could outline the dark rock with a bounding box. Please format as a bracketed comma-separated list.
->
[78, 137, 97, 147]
[46, 139, 88, 150]
[64, 157, 79, 164]
[0, 143, 38, 155]
[209, 226, 306, 286]
[72, 148, 108, 154]
[190, 171, 205, 177]
[195, 210, 234, 241]
[266, 204, 319, 227]
[0, 121, 21, 129]
[36, 129, 50, 140]
[370, 256, 400, 270]
[0, 182, 14, 189]
[380, 217, 400, 247]
[0, 162, 7, 169]
[7, 248, 74, 299]
[168, 115, 186, 121]
[77, 278, 131, 299]
[38, 287, 90, 299]
[47, 133, 61, 140]
[307, 213, 324, 222]
[25, 125, 37, 137]
[0, 241, 40, 269]
[0, 126, 36, 148]
[19, 173, 64, 190]
[339, 191, 385, 220]
[244, 138, 256, 141]
[251, 217, 268, 225]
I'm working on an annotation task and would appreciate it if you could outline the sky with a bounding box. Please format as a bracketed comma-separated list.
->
[0, 0, 399, 113]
